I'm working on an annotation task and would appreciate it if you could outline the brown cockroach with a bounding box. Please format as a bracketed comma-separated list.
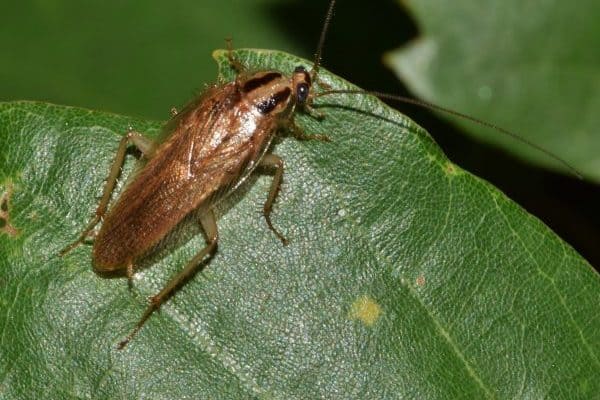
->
[60, 0, 581, 349]
[60, 1, 337, 349]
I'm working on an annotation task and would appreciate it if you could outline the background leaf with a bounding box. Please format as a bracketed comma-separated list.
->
[1, 49, 599, 399]
[387, 0, 600, 180]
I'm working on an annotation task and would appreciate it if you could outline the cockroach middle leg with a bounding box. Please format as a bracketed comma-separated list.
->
[118, 209, 219, 349]
[60, 131, 155, 256]
[259, 154, 289, 246]
[126, 260, 135, 288]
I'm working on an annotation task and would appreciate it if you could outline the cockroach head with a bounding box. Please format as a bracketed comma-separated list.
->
[292, 66, 311, 105]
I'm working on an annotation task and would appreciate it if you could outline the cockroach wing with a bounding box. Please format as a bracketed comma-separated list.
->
[92, 83, 277, 270]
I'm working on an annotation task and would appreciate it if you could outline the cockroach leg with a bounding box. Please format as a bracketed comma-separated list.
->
[304, 102, 327, 120]
[60, 131, 155, 256]
[170, 107, 178, 117]
[126, 260, 135, 288]
[315, 78, 333, 91]
[259, 154, 289, 246]
[152, 209, 218, 305]
[288, 119, 331, 142]
[118, 209, 219, 349]
[129, 131, 156, 158]
[225, 37, 246, 74]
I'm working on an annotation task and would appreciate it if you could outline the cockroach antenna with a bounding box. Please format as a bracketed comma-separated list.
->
[312, 0, 337, 78]
[314, 90, 584, 180]
[310, 0, 583, 180]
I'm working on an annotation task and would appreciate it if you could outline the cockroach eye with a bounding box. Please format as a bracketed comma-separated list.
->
[297, 83, 309, 104]
[294, 66, 306, 73]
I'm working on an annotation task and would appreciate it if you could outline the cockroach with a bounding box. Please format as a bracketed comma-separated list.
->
[60, 0, 581, 349]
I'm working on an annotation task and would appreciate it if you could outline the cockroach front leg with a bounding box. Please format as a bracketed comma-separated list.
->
[225, 38, 247, 75]
[60, 131, 155, 256]
[287, 119, 331, 142]
[260, 154, 289, 246]
[303, 103, 326, 120]
[118, 209, 219, 349]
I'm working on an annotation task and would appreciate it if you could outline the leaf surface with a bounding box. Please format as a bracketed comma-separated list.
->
[0, 49, 598, 399]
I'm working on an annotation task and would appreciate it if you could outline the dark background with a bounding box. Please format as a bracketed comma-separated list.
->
[2, 0, 598, 269]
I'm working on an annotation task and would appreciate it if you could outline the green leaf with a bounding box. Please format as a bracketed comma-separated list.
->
[387, 0, 600, 180]
[1, 49, 598, 399]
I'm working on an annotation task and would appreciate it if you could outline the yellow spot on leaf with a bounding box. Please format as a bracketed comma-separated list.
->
[349, 295, 382, 326]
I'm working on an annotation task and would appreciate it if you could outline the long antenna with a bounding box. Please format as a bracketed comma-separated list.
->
[312, 0, 337, 77]
[316, 89, 583, 179]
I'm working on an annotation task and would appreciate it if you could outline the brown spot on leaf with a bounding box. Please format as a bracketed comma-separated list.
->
[445, 162, 457, 175]
[0, 183, 19, 237]
[415, 274, 426, 287]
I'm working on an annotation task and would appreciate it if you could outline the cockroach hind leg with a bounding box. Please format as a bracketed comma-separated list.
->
[60, 131, 156, 257]
[259, 154, 289, 246]
[59, 224, 98, 256]
[118, 210, 219, 349]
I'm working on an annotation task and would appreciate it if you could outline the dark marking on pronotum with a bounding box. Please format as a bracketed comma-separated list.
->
[242, 72, 282, 93]
[257, 88, 292, 114]
[294, 66, 311, 85]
